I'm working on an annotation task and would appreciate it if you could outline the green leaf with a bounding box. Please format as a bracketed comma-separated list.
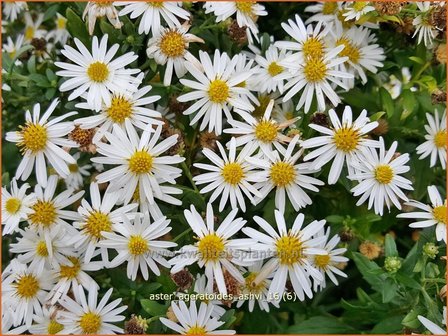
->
[325, 215, 344, 224]
[402, 309, 424, 329]
[351, 252, 386, 292]
[43, 4, 60, 22]
[66, 8, 89, 46]
[395, 273, 421, 290]
[288, 316, 356, 334]
[220, 309, 237, 329]
[381, 278, 398, 303]
[401, 89, 417, 113]
[370, 111, 386, 121]
[100, 20, 120, 45]
[385, 234, 398, 257]
[409, 56, 425, 65]
[372, 315, 404, 333]
[379, 87, 395, 117]
[140, 299, 168, 317]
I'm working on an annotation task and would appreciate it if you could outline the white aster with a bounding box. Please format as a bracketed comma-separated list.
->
[65, 152, 92, 190]
[5, 99, 78, 187]
[29, 306, 65, 335]
[304, 1, 342, 25]
[348, 137, 413, 216]
[23, 13, 47, 41]
[416, 110, 447, 169]
[83, 2, 122, 35]
[46, 13, 70, 45]
[2, 1, 27, 21]
[253, 45, 291, 93]
[342, 1, 375, 22]
[413, 2, 438, 47]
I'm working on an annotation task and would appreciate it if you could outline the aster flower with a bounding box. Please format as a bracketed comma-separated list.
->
[100, 213, 177, 280]
[46, 13, 70, 45]
[169, 204, 254, 295]
[92, 121, 185, 206]
[247, 135, 324, 213]
[55, 34, 141, 111]
[193, 138, 261, 212]
[301, 106, 379, 185]
[160, 300, 236, 335]
[64, 152, 92, 190]
[188, 274, 227, 318]
[29, 306, 65, 335]
[342, 1, 375, 22]
[416, 110, 447, 169]
[412, 2, 438, 47]
[177, 50, 255, 135]
[23, 13, 47, 41]
[116, 1, 190, 35]
[147, 23, 204, 86]
[2, 34, 24, 62]
[2, 1, 27, 21]
[2, 178, 35, 235]
[398, 185, 446, 243]
[304, 1, 342, 24]
[348, 137, 413, 216]
[58, 284, 127, 334]
[83, 2, 122, 35]
[5, 99, 78, 187]
[253, 45, 291, 93]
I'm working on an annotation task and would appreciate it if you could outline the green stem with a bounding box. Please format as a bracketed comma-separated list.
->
[173, 228, 192, 242]
[181, 161, 199, 193]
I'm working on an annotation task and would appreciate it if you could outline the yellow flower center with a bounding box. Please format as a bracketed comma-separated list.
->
[434, 130, 447, 148]
[197, 233, 225, 262]
[128, 235, 149, 256]
[433, 205, 447, 224]
[25, 26, 35, 40]
[336, 38, 360, 63]
[186, 325, 207, 335]
[84, 211, 112, 239]
[333, 126, 360, 152]
[128, 150, 154, 174]
[374, 165, 394, 184]
[36, 241, 49, 257]
[352, 1, 368, 11]
[29, 200, 57, 228]
[208, 79, 229, 104]
[148, 1, 164, 8]
[235, 1, 255, 14]
[87, 61, 109, 83]
[267, 61, 284, 77]
[303, 57, 327, 82]
[79, 312, 102, 334]
[59, 256, 81, 279]
[276, 234, 303, 266]
[322, 2, 338, 15]
[270, 162, 296, 187]
[15, 274, 40, 299]
[19, 123, 48, 153]
[132, 183, 141, 203]
[57, 17, 67, 29]
[159, 30, 186, 58]
[314, 254, 331, 268]
[69, 164, 79, 173]
[244, 272, 266, 294]
[252, 94, 271, 118]
[95, 1, 113, 8]
[254, 120, 278, 143]
[47, 320, 64, 335]
[107, 95, 133, 124]
[302, 37, 325, 59]
[221, 162, 244, 185]
[5, 197, 22, 214]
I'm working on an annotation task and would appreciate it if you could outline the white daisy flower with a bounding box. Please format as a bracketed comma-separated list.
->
[304, 1, 342, 24]
[413, 2, 438, 47]
[58, 284, 127, 334]
[49, 252, 103, 305]
[23, 13, 47, 41]
[236, 260, 279, 312]
[2, 307, 29, 335]
[272, 99, 297, 125]
[2, 34, 24, 62]
[169, 204, 254, 295]
[247, 135, 324, 213]
[204, 1, 267, 42]
[242, 211, 326, 300]
[5, 99, 78, 187]
[193, 138, 261, 213]
[83, 2, 122, 35]
[2, 178, 35, 235]
[55, 34, 141, 111]
[416, 110, 447, 169]
[46, 13, 70, 45]
[160, 300, 236, 335]
[100, 213, 177, 280]
[2, 259, 54, 327]
[177, 50, 255, 135]
[147, 23, 204, 86]
[253, 45, 291, 93]
[398, 185, 446, 243]
[329, 23, 385, 88]
[2, 1, 27, 21]
[189, 274, 227, 318]
[71, 182, 138, 263]
[92, 121, 185, 206]
[65, 152, 92, 190]
[310, 227, 348, 291]
[75, 76, 163, 142]
[348, 137, 413, 216]
[10, 225, 74, 275]
[224, 99, 295, 154]
[27, 175, 84, 243]
[116, 1, 190, 35]
[342, 1, 375, 22]
[301, 106, 379, 185]
[29, 306, 65, 335]
[230, 53, 260, 107]
[417, 306, 446, 335]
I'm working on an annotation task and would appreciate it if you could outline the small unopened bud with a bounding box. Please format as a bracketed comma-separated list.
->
[384, 256, 402, 273]
[423, 242, 439, 259]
